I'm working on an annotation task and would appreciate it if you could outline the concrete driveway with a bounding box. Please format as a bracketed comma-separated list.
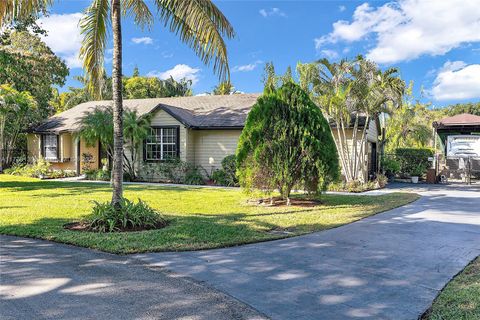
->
[0, 236, 267, 320]
[134, 184, 480, 320]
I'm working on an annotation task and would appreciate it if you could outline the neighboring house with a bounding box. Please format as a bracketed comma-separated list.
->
[27, 94, 381, 180]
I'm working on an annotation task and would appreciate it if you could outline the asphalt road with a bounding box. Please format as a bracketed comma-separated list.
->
[134, 184, 480, 320]
[0, 236, 267, 320]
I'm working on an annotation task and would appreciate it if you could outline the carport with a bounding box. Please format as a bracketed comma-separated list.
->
[433, 113, 480, 184]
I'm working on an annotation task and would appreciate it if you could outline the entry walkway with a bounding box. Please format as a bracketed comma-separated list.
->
[134, 184, 480, 319]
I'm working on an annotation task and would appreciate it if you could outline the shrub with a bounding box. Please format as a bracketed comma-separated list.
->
[375, 174, 388, 188]
[237, 82, 339, 203]
[381, 157, 401, 178]
[395, 148, 433, 177]
[85, 169, 111, 181]
[143, 158, 205, 185]
[184, 167, 205, 185]
[221, 155, 238, 185]
[211, 155, 238, 187]
[86, 198, 167, 232]
[328, 174, 387, 192]
[4, 158, 51, 178]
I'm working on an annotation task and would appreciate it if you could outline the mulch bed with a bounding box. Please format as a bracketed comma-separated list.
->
[248, 197, 322, 207]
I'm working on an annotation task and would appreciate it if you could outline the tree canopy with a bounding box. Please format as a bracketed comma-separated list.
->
[0, 30, 68, 117]
[237, 82, 339, 203]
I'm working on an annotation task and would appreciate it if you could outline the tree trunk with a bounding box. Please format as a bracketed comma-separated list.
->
[111, 0, 124, 208]
[0, 116, 5, 172]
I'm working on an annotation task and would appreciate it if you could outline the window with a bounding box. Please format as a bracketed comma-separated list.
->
[144, 127, 179, 161]
[42, 134, 58, 160]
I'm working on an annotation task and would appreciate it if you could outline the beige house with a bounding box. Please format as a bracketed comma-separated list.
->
[27, 94, 381, 180]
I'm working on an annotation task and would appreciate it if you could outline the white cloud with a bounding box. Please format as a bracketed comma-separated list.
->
[315, 0, 480, 64]
[147, 64, 200, 85]
[38, 13, 83, 68]
[131, 37, 153, 45]
[259, 8, 287, 18]
[320, 49, 339, 60]
[232, 60, 263, 72]
[431, 61, 480, 101]
[339, 5, 346, 12]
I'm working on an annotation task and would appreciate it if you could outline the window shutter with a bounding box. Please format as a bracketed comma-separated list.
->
[40, 135, 45, 157]
[56, 135, 60, 160]
[176, 126, 180, 157]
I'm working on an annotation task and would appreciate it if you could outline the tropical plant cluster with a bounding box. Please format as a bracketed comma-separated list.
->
[297, 56, 405, 183]
[4, 157, 76, 179]
[86, 198, 167, 232]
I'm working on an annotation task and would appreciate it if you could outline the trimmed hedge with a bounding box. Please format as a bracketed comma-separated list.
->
[394, 148, 434, 177]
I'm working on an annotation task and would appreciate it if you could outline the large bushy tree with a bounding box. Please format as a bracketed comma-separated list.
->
[0, 30, 68, 117]
[0, 84, 39, 171]
[237, 82, 339, 204]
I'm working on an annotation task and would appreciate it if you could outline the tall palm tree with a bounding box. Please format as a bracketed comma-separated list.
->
[2, 0, 235, 208]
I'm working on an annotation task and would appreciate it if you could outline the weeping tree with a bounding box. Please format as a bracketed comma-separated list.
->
[1, 0, 235, 209]
[237, 82, 339, 205]
[297, 56, 405, 182]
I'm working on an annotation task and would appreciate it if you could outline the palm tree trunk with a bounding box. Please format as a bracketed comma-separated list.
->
[111, 0, 123, 208]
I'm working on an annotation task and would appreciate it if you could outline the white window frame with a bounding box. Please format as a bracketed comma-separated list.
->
[145, 127, 178, 161]
[42, 134, 58, 160]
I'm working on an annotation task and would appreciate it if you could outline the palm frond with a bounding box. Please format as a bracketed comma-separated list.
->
[154, 0, 235, 81]
[79, 0, 110, 99]
[123, 0, 153, 29]
[0, 0, 52, 26]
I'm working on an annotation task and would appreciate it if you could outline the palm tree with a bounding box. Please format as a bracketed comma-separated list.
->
[123, 110, 152, 180]
[213, 81, 235, 95]
[297, 56, 405, 182]
[2, 0, 235, 208]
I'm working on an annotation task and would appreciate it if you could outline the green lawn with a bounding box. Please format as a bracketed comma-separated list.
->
[0, 174, 419, 254]
[423, 257, 480, 320]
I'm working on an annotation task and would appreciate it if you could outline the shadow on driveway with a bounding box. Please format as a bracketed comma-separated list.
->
[0, 236, 267, 320]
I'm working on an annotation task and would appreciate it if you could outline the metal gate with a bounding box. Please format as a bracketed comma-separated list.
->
[436, 155, 480, 184]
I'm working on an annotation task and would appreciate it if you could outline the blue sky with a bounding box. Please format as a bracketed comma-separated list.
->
[39, 0, 480, 107]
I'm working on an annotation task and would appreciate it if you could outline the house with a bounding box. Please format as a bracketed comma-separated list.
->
[27, 94, 380, 180]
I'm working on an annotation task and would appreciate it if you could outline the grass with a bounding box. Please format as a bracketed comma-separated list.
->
[423, 257, 480, 320]
[0, 175, 419, 254]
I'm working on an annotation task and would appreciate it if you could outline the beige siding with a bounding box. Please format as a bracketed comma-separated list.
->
[150, 109, 188, 161]
[61, 133, 74, 160]
[79, 139, 99, 172]
[185, 129, 195, 163]
[193, 130, 241, 174]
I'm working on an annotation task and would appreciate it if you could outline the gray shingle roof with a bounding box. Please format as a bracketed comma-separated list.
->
[33, 94, 261, 133]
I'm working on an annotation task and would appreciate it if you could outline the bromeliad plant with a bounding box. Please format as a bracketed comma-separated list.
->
[87, 198, 167, 232]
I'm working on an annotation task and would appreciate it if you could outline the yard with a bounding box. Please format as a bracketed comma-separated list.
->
[0, 175, 418, 254]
